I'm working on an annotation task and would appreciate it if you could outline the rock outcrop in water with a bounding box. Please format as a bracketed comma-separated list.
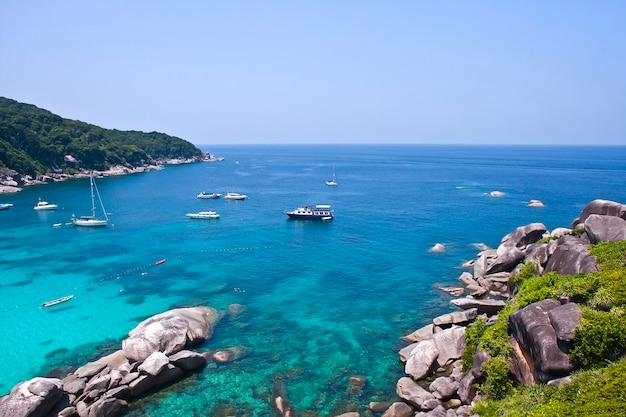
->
[0, 306, 224, 417]
[385, 199, 626, 416]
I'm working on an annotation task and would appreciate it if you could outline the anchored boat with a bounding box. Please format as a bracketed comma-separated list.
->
[285, 204, 334, 220]
[42, 295, 74, 308]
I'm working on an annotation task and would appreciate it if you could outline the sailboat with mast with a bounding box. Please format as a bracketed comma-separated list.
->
[72, 171, 109, 227]
[326, 163, 338, 186]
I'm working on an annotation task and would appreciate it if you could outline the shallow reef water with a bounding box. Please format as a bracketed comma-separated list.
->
[1, 144, 625, 415]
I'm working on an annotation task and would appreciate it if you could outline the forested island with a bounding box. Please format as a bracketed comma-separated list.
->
[0, 97, 217, 191]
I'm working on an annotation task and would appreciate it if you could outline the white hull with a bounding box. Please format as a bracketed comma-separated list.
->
[42, 294, 74, 307]
[285, 204, 333, 220]
[197, 192, 221, 199]
[34, 205, 58, 210]
[186, 211, 220, 219]
[72, 217, 108, 227]
[225, 193, 248, 200]
[34, 199, 58, 210]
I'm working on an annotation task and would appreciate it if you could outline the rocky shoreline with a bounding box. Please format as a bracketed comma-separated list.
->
[1, 199, 625, 417]
[0, 152, 223, 195]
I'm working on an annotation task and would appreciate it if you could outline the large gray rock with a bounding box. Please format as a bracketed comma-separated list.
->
[61, 374, 86, 395]
[429, 376, 459, 400]
[450, 298, 506, 315]
[421, 405, 448, 416]
[457, 373, 477, 405]
[405, 339, 439, 380]
[75, 350, 128, 379]
[473, 250, 497, 279]
[84, 374, 111, 393]
[399, 343, 418, 362]
[524, 241, 558, 274]
[122, 307, 222, 362]
[0, 377, 64, 417]
[508, 336, 537, 385]
[138, 351, 169, 376]
[432, 326, 466, 367]
[381, 401, 413, 417]
[548, 302, 581, 342]
[508, 299, 576, 381]
[544, 235, 598, 275]
[571, 199, 626, 228]
[402, 323, 435, 343]
[584, 214, 626, 244]
[168, 350, 207, 371]
[433, 309, 477, 327]
[396, 377, 436, 409]
[123, 317, 188, 362]
[487, 247, 526, 274]
[499, 223, 547, 250]
[86, 397, 128, 417]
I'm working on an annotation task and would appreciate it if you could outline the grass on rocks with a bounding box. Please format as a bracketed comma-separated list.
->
[465, 240, 626, 415]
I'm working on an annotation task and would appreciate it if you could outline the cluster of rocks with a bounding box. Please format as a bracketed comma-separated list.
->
[0, 307, 234, 417]
[0, 165, 164, 194]
[0, 152, 223, 194]
[380, 199, 626, 416]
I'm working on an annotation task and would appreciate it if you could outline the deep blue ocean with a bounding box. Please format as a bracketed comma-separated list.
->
[1, 145, 625, 416]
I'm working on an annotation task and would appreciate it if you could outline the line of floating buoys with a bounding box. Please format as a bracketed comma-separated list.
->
[96, 246, 272, 283]
[5, 246, 274, 311]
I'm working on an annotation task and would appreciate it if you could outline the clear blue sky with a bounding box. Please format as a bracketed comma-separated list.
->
[1, 1, 625, 145]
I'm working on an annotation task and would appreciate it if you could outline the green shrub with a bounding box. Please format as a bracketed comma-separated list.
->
[472, 357, 626, 416]
[481, 316, 513, 358]
[570, 308, 626, 368]
[535, 236, 558, 245]
[482, 356, 513, 400]
[462, 318, 487, 372]
[589, 287, 616, 311]
[509, 262, 539, 288]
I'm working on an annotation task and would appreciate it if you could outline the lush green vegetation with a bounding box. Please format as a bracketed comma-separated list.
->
[468, 240, 626, 416]
[472, 358, 626, 417]
[0, 97, 203, 176]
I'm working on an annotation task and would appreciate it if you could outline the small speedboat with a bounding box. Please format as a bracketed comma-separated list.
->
[285, 204, 334, 220]
[224, 192, 248, 200]
[42, 294, 74, 308]
[34, 198, 58, 210]
[197, 192, 222, 199]
[0, 203, 13, 210]
[186, 211, 220, 219]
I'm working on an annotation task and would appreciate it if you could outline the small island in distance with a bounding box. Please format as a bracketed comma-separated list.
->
[0, 97, 221, 194]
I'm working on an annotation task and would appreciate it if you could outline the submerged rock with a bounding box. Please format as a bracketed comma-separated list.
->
[429, 243, 446, 252]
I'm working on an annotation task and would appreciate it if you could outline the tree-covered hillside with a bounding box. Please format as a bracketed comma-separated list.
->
[0, 97, 203, 176]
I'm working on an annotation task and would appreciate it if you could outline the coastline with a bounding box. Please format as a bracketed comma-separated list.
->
[0, 154, 223, 195]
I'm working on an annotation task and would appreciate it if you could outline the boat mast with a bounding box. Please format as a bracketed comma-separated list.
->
[89, 171, 97, 218]
[91, 172, 109, 221]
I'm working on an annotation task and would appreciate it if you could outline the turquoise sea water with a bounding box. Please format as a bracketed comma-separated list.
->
[1, 145, 626, 416]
